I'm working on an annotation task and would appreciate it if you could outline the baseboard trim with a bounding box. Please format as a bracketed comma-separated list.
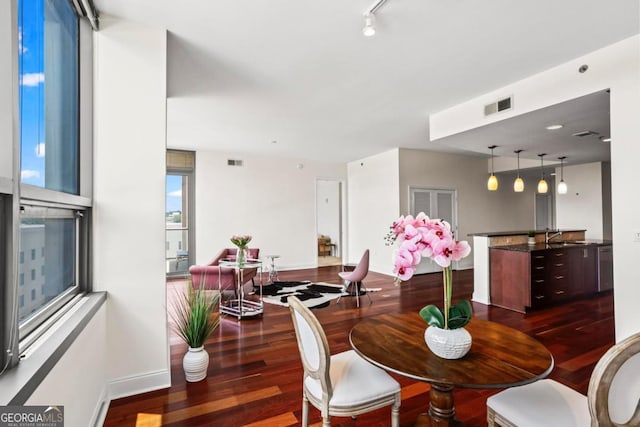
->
[108, 369, 171, 401]
[91, 386, 109, 427]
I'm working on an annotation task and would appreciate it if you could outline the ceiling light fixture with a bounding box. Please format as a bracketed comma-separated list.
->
[537, 153, 548, 194]
[545, 124, 564, 130]
[513, 150, 524, 192]
[600, 136, 611, 142]
[362, 0, 389, 37]
[363, 14, 376, 36]
[557, 156, 568, 194]
[487, 145, 498, 191]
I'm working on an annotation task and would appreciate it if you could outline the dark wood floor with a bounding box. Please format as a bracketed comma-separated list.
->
[104, 266, 614, 427]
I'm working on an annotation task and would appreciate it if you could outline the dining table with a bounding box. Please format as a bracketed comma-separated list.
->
[349, 313, 554, 427]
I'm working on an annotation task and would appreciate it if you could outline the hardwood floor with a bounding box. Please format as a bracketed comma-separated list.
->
[104, 267, 614, 427]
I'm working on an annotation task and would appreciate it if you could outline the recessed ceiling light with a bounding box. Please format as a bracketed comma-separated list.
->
[545, 124, 563, 130]
[271, 140, 278, 144]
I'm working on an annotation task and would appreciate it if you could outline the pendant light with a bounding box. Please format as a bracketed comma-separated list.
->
[513, 150, 524, 192]
[557, 156, 568, 194]
[537, 153, 548, 194]
[487, 145, 498, 191]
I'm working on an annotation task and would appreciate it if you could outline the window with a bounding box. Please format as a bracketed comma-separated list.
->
[8, 0, 93, 349]
[19, 0, 79, 194]
[19, 296, 24, 308]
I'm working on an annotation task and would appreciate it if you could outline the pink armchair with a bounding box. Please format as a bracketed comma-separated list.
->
[189, 247, 261, 292]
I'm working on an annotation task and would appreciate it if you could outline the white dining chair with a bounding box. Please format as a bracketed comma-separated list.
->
[288, 295, 401, 427]
[486, 331, 640, 427]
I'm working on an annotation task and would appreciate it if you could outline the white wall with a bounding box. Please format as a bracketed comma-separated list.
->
[316, 179, 341, 256]
[26, 305, 107, 427]
[93, 17, 170, 397]
[347, 149, 400, 274]
[555, 162, 604, 239]
[193, 151, 346, 270]
[430, 35, 640, 341]
[0, 0, 14, 188]
[398, 149, 536, 271]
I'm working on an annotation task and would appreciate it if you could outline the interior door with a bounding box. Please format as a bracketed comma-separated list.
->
[409, 188, 457, 274]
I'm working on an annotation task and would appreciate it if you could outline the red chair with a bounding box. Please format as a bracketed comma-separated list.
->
[337, 249, 371, 307]
[189, 248, 260, 294]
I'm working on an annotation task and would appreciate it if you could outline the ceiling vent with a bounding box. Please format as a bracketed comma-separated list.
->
[227, 159, 244, 166]
[484, 96, 513, 116]
[572, 130, 599, 137]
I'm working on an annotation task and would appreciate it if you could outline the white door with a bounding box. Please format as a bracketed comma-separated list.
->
[409, 188, 457, 274]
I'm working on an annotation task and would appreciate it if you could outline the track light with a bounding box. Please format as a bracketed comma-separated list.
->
[537, 154, 548, 194]
[557, 156, 568, 194]
[362, 0, 389, 37]
[363, 13, 376, 37]
[513, 150, 524, 192]
[487, 145, 498, 191]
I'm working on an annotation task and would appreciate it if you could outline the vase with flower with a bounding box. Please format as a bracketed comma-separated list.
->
[386, 212, 472, 359]
[230, 234, 252, 267]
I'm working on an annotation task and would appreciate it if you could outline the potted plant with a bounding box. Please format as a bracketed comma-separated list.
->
[230, 234, 252, 267]
[528, 230, 536, 245]
[169, 279, 220, 382]
[386, 212, 472, 359]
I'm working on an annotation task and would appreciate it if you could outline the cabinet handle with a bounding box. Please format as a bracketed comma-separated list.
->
[535, 295, 545, 299]
[555, 290, 565, 295]
[535, 279, 544, 283]
[535, 266, 544, 270]
[555, 275, 564, 280]
[555, 263, 564, 267]
[535, 256, 545, 259]
[555, 253, 564, 257]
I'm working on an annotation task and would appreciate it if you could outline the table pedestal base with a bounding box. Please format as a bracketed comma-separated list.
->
[415, 383, 463, 427]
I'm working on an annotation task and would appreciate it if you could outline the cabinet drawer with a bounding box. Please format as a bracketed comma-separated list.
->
[549, 273, 570, 301]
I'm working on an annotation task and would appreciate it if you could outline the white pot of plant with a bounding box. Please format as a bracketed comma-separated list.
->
[183, 346, 209, 382]
[424, 326, 472, 360]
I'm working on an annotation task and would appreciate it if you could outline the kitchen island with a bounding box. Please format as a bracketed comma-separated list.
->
[469, 229, 587, 305]
[490, 241, 601, 312]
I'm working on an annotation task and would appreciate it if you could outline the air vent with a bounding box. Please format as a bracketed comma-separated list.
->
[572, 130, 599, 138]
[227, 159, 244, 166]
[484, 96, 513, 116]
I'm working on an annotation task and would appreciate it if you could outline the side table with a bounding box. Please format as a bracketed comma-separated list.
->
[265, 255, 280, 283]
[218, 259, 263, 319]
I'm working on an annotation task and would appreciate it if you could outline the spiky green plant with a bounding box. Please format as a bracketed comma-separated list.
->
[170, 280, 220, 349]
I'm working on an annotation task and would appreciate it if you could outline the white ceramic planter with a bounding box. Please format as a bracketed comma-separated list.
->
[424, 326, 472, 359]
[183, 346, 209, 382]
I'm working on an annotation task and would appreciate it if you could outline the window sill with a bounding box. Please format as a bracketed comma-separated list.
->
[0, 291, 107, 405]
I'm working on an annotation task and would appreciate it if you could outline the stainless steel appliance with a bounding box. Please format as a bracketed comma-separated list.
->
[597, 245, 613, 292]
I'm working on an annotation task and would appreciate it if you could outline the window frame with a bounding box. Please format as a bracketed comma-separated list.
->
[0, 0, 94, 370]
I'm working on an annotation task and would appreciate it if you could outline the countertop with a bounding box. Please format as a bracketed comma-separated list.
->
[468, 229, 586, 237]
[491, 240, 613, 252]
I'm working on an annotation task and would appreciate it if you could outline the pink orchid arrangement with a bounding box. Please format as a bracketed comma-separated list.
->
[230, 234, 252, 248]
[386, 212, 472, 329]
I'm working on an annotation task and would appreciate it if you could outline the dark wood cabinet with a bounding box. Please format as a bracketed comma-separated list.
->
[490, 245, 598, 313]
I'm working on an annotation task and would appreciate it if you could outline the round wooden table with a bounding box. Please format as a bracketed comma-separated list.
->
[349, 313, 554, 426]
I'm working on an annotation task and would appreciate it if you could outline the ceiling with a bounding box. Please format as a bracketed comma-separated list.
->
[93, 0, 639, 164]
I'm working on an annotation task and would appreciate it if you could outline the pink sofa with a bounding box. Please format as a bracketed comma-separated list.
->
[189, 247, 260, 292]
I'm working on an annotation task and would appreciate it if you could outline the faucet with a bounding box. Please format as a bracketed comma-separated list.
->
[545, 230, 563, 244]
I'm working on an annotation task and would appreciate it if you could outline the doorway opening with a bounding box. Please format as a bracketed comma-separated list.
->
[316, 179, 344, 267]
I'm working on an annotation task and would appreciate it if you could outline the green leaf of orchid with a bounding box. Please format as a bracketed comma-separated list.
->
[447, 300, 473, 329]
[419, 304, 445, 328]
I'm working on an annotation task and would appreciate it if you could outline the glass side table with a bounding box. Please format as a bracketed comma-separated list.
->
[265, 255, 280, 283]
[218, 259, 263, 319]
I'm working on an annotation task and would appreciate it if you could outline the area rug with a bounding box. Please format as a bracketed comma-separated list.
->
[256, 281, 348, 310]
